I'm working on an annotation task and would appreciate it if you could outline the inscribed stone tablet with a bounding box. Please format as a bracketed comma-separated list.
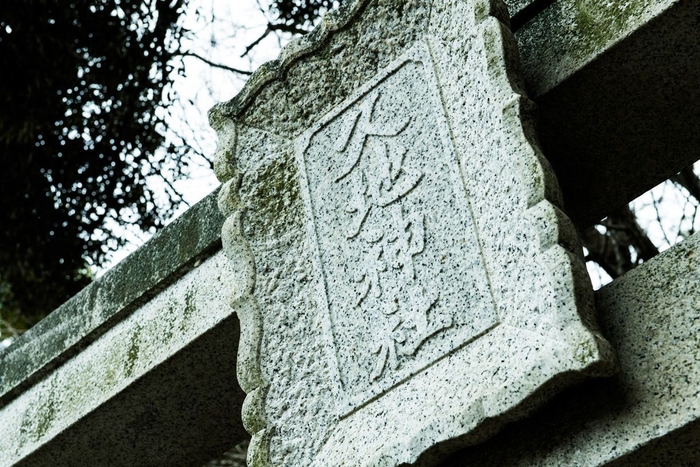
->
[210, 0, 617, 466]
[297, 45, 498, 415]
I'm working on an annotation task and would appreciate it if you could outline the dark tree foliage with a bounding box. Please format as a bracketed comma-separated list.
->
[271, 0, 337, 29]
[0, 0, 187, 335]
[0, 0, 338, 339]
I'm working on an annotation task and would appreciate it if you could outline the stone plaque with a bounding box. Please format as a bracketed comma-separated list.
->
[297, 44, 498, 415]
[210, 0, 616, 466]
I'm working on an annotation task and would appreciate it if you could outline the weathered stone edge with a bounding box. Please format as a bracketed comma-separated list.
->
[508, 0, 554, 31]
[218, 200, 264, 465]
[387, 3, 618, 463]
[212, 1, 376, 465]
[208, 0, 370, 123]
[0, 188, 225, 408]
[213, 0, 618, 464]
[439, 230, 700, 466]
[516, 0, 675, 99]
[205, 0, 533, 129]
[499, 91, 617, 373]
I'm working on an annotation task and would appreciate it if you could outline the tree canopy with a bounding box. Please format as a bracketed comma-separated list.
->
[0, 0, 189, 334]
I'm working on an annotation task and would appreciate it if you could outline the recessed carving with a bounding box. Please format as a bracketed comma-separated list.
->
[297, 47, 498, 413]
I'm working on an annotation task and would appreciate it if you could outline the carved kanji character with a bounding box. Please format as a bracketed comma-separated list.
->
[386, 207, 425, 280]
[370, 318, 406, 381]
[370, 141, 422, 207]
[334, 92, 410, 183]
[345, 170, 371, 239]
[343, 141, 422, 239]
[399, 287, 451, 356]
[354, 234, 386, 306]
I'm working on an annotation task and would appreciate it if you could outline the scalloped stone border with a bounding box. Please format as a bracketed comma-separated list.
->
[211, 0, 616, 465]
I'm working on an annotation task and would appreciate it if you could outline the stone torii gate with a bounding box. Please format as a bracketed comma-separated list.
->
[1, 0, 699, 465]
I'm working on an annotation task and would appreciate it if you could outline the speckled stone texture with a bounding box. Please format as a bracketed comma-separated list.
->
[438, 231, 700, 466]
[211, 0, 615, 465]
[0, 250, 247, 467]
[0, 0, 694, 464]
[503, 0, 545, 23]
[0, 191, 250, 467]
[0, 190, 224, 408]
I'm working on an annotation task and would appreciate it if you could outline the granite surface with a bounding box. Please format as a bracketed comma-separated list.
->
[439, 230, 700, 466]
[211, 0, 615, 465]
[0, 189, 224, 408]
[0, 251, 246, 467]
[2, 0, 698, 465]
[504, 0, 553, 30]
[517, 0, 700, 228]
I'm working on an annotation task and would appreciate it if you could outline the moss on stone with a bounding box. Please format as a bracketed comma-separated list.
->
[575, 337, 597, 366]
[124, 325, 141, 378]
[516, 0, 663, 98]
[17, 382, 57, 444]
[34, 391, 56, 440]
[179, 289, 197, 335]
[0, 189, 224, 407]
[570, 0, 651, 63]
[242, 154, 302, 241]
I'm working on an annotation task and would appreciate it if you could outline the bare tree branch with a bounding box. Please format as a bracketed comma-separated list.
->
[671, 165, 700, 202]
[178, 51, 253, 75]
[581, 204, 659, 279]
[268, 22, 309, 35]
[240, 27, 273, 57]
[240, 22, 308, 58]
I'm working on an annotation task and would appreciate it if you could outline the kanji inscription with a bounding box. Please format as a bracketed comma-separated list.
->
[216, 2, 617, 463]
[297, 45, 499, 414]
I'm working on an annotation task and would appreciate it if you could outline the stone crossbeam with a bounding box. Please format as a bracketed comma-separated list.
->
[440, 230, 700, 466]
[0, 195, 247, 466]
[518, 0, 700, 228]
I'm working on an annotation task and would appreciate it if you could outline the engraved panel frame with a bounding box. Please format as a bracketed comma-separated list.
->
[295, 41, 500, 416]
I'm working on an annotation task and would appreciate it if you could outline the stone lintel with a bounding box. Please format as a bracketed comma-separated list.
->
[503, 0, 537, 19]
[0, 250, 247, 467]
[210, 0, 617, 463]
[3, 1, 695, 404]
[0, 189, 224, 409]
[7, 221, 698, 466]
[1, 0, 697, 464]
[2, 0, 688, 415]
[439, 230, 700, 466]
[518, 0, 700, 228]
[505, 0, 553, 31]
